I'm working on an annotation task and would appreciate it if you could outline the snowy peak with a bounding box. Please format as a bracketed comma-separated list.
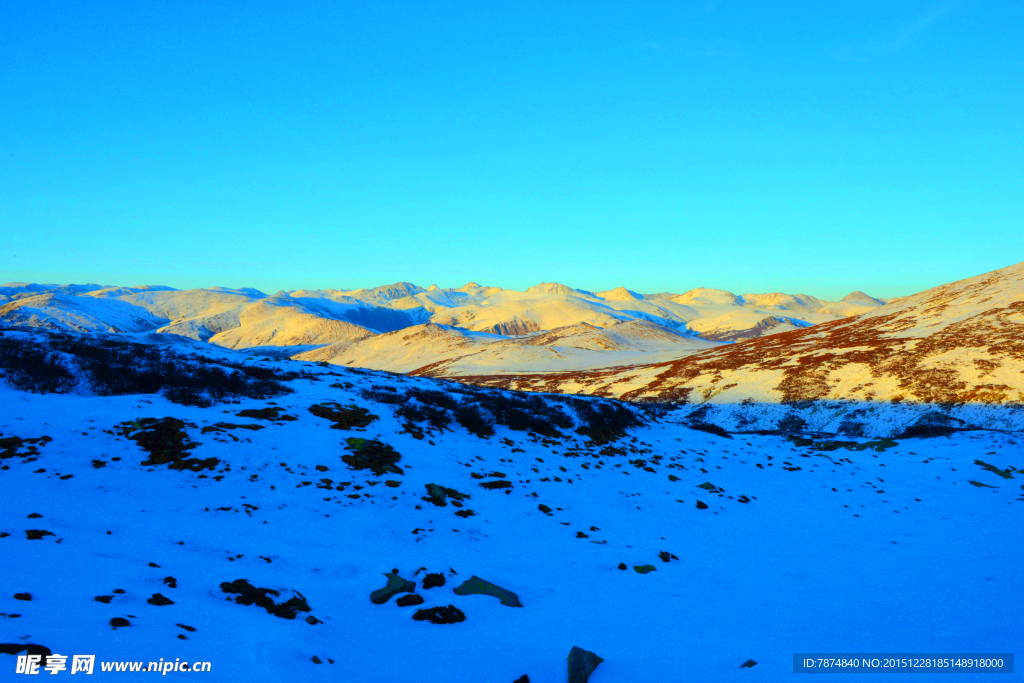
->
[673, 288, 741, 307]
[525, 282, 581, 297]
[598, 286, 643, 301]
[841, 290, 884, 306]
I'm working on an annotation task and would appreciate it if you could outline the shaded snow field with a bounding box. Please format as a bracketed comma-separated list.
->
[1, 366, 1021, 682]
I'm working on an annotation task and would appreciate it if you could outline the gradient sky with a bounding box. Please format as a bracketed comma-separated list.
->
[2, 0, 1021, 300]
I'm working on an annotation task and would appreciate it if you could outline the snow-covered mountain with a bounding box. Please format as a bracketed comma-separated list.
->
[0, 280, 886, 374]
[449, 262, 1024, 434]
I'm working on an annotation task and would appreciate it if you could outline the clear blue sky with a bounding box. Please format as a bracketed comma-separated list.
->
[2, 0, 1021, 299]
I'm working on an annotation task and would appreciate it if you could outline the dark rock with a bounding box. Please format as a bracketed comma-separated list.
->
[25, 530, 54, 540]
[538, 504, 552, 514]
[514, 676, 531, 683]
[634, 565, 656, 574]
[0, 643, 52, 666]
[658, 551, 678, 563]
[480, 480, 512, 490]
[695, 500, 708, 510]
[369, 572, 415, 604]
[617, 563, 627, 570]
[453, 575, 522, 607]
[396, 594, 425, 607]
[163, 576, 177, 588]
[220, 579, 311, 619]
[422, 573, 446, 589]
[567, 646, 603, 683]
[27, 513, 42, 519]
[412, 605, 466, 624]
[94, 595, 113, 603]
[13, 593, 31, 601]
[110, 617, 130, 628]
[311, 655, 322, 664]
[176, 624, 196, 632]
[147, 593, 174, 606]
[741, 659, 757, 668]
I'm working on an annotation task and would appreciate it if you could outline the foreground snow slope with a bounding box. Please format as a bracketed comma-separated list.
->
[1, 359, 1021, 682]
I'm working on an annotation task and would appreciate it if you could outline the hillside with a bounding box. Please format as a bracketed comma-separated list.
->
[450, 262, 1024, 435]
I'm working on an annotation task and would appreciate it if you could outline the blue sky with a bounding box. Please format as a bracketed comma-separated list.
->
[2, 0, 1021, 299]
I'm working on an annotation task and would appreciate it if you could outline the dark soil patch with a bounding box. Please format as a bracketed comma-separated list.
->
[236, 407, 297, 421]
[0, 435, 52, 460]
[309, 402, 378, 430]
[200, 422, 265, 435]
[117, 418, 220, 471]
[343, 438, 403, 476]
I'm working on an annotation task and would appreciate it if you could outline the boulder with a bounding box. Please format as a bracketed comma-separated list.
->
[369, 572, 415, 605]
[567, 646, 603, 683]
[453, 575, 522, 607]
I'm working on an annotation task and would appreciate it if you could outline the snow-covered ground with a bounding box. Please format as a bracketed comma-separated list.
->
[1, 358, 1020, 681]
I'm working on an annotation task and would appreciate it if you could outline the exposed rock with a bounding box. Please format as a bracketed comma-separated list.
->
[634, 565, 656, 574]
[422, 573, 446, 589]
[453, 575, 522, 607]
[567, 646, 603, 683]
[25, 529, 54, 540]
[395, 594, 425, 607]
[412, 605, 466, 624]
[13, 593, 31, 601]
[147, 593, 174, 606]
[220, 579, 311, 619]
[163, 576, 177, 588]
[741, 659, 757, 668]
[110, 617, 130, 628]
[0, 643, 52, 665]
[696, 501, 708, 510]
[369, 572, 416, 605]
[658, 551, 678, 563]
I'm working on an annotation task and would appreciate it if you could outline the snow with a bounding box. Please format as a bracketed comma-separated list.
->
[1, 356, 1021, 682]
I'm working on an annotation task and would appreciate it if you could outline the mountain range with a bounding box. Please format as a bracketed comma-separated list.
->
[0, 280, 885, 374]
